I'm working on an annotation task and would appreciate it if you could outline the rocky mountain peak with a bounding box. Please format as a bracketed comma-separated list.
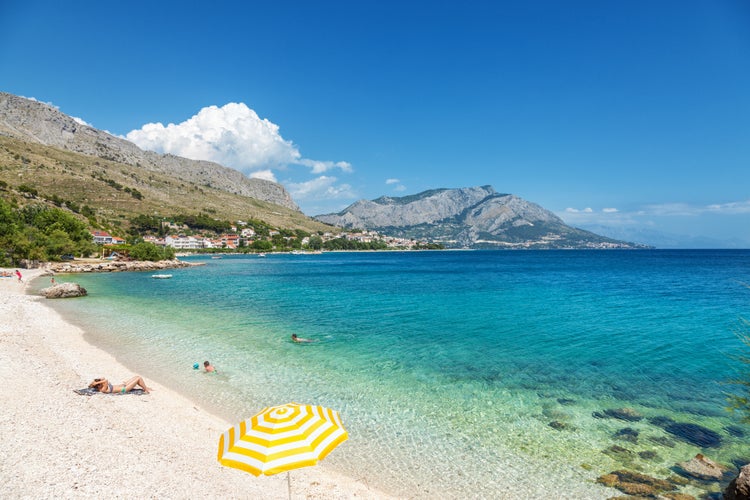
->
[316, 186, 644, 249]
[0, 92, 299, 211]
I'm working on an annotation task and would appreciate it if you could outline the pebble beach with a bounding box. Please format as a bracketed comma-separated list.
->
[0, 268, 390, 499]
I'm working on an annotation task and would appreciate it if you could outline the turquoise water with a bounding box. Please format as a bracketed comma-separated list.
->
[41, 250, 750, 498]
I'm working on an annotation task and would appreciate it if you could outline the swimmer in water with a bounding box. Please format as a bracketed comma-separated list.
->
[291, 333, 317, 343]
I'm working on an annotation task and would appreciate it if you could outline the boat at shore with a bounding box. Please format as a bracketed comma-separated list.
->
[151, 274, 172, 279]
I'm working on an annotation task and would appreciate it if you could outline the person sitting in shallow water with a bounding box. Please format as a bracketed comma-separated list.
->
[88, 375, 151, 394]
[203, 361, 217, 373]
[291, 333, 317, 343]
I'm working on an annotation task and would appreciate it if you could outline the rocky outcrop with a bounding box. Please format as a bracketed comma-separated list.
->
[319, 186, 498, 228]
[316, 186, 645, 249]
[724, 463, 750, 500]
[47, 259, 202, 273]
[40, 282, 87, 298]
[675, 454, 727, 481]
[0, 92, 299, 211]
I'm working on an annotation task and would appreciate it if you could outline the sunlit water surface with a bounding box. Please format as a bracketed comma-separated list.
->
[40, 250, 750, 498]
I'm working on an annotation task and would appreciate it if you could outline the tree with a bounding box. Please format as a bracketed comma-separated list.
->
[129, 214, 161, 234]
[306, 235, 323, 250]
[251, 240, 272, 252]
[129, 242, 175, 261]
[46, 229, 77, 258]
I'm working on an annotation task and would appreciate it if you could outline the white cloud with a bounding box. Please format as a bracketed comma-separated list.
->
[298, 159, 353, 174]
[249, 169, 277, 182]
[560, 206, 635, 228]
[125, 102, 351, 178]
[385, 178, 406, 192]
[705, 200, 750, 214]
[22, 96, 52, 106]
[126, 103, 297, 171]
[643, 203, 697, 217]
[640, 200, 750, 216]
[72, 116, 91, 127]
[286, 176, 356, 202]
[559, 199, 750, 229]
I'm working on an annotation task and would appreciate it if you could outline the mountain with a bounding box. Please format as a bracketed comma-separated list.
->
[0, 92, 297, 210]
[316, 186, 647, 249]
[0, 92, 334, 234]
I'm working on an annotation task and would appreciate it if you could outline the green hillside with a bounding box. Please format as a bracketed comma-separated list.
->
[0, 135, 335, 237]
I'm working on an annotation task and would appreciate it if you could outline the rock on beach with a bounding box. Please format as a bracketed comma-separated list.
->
[40, 282, 87, 298]
[724, 463, 750, 500]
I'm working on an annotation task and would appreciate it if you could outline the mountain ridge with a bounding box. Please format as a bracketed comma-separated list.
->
[317, 187, 647, 249]
[0, 92, 298, 211]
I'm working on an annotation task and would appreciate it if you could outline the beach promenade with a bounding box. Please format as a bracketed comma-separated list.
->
[0, 268, 390, 499]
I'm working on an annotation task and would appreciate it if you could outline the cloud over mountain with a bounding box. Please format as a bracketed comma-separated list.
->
[125, 103, 351, 179]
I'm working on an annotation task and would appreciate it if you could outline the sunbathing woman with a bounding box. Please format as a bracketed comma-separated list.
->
[88, 375, 151, 394]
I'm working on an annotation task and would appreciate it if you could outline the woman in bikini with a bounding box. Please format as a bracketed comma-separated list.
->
[88, 375, 151, 394]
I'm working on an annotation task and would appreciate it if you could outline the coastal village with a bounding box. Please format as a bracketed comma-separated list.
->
[91, 224, 431, 252]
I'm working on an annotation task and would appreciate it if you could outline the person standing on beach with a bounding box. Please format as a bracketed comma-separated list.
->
[15, 269, 22, 283]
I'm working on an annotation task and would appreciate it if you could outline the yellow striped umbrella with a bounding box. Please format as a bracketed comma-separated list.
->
[217, 402, 348, 491]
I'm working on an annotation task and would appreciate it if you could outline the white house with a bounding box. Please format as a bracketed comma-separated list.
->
[91, 231, 113, 244]
[165, 235, 206, 250]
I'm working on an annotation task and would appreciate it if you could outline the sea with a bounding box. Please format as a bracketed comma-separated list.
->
[37, 250, 750, 498]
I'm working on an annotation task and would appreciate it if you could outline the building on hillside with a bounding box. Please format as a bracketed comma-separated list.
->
[165, 235, 206, 250]
[143, 236, 167, 247]
[220, 234, 240, 248]
[91, 231, 114, 244]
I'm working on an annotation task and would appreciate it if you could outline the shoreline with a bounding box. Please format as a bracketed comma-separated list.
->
[0, 268, 392, 499]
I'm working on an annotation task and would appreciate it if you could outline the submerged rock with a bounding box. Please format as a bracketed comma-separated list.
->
[663, 493, 697, 500]
[602, 407, 644, 422]
[649, 415, 676, 428]
[638, 450, 660, 461]
[596, 469, 676, 497]
[664, 422, 722, 448]
[675, 454, 727, 482]
[603, 445, 635, 462]
[40, 282, 87, 298]
[648, 435, 676, 448]
[725, 425, 746, 438]
[614, 427, 639, 443]
[548, 420, 575, 431]
[724, 463, 750, 500]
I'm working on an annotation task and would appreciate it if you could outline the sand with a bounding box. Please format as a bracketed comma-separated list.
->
[0, 268, 393, 499]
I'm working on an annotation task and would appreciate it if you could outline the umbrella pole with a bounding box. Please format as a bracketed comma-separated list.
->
[287, 471, 291, 500]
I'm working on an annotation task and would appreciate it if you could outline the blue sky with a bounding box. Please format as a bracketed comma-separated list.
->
[2, 1, 749, 247]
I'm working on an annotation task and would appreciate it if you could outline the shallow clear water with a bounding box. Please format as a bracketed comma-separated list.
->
[42, 250, 750, 498]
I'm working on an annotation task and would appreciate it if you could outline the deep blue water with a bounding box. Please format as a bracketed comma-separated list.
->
[42, 250, 750, 498]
